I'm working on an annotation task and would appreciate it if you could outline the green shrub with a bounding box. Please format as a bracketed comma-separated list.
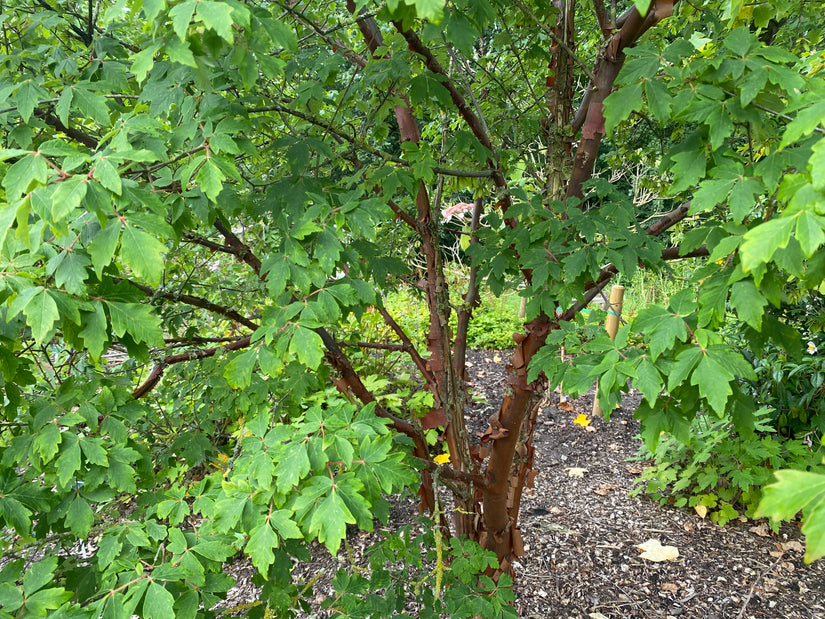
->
[632, 408, 825, 525]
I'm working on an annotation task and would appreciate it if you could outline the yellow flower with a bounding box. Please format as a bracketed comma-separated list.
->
[433, 453, 450, 465]
[573, 414, 591, 427]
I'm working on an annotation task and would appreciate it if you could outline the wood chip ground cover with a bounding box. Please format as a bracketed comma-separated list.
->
[224, 350, 825, 617]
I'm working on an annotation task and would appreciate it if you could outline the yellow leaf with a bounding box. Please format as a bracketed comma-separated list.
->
[636, 539, 680, 562]
[433, 453, 450, 465]
[694, 505, 708, 519]
[573, 414, 591, 427]
[565, 467, 588, 477]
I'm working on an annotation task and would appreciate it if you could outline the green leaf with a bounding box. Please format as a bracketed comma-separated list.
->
[66, 494, 94, 537]
[88, 220, 122, 277]
[73, 87, 111, 126]
[669, 148, 707, 194]
[269, 510, 302, 540]
[0, 497, 32, 535]
[309, 489, 355, 553]
[3, 153, 49, 199]
[632, 306, 687, 360]
[289, 326, 324, 369]
[603, 82, 644, 134]
[191, 539, 234, 562]
[810, 138, 825, 191]
[143, 582, 175, 619]
[52, 251, 90, 295]
[15, 80, 45, 123]
[130, 43, 161, 83]
[80, 436, 109, 466]
[781, 100, 825, 147]
[169, 0, 197, 40]
[195, 158, 227, 202]
[93, 157, 122, 194]
[196, 1, 235, 42]
[56, 86, 73, 127]
[25, 587, 72, 615]
[224, 349, 256, 389]
[729, 280, 767, 330]
[56, 438, 81, 487]
[756, 470, 825, 562]
[740, 216, 795, 272]
[143, 0, 165, 20]
[690, 352, 733, 416]
[634, 0, 652, 17]
[0, 203, 17, 251]
[120, 225, 166, 286]
[259, 17, 297, 50]
[794, 209, 825, 257]
[410, 0, 445, 22]
[634, 357, 662, 405]
[245, 521, 278, 573]
[23, 557, 57, 595]
[106, 301, 164, 347]
[22, 288, 60, 345]
[165, 36, 197, 67]
[275, 443, 311, 492]
[51, 177, 88, 222]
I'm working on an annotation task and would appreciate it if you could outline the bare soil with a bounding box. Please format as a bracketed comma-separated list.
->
[224, 350, 825, 618]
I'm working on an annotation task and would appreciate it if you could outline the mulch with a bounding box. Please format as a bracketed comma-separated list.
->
[224, 350, 825, 618]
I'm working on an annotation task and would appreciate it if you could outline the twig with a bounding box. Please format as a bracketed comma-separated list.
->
[736, 554, 784, 619]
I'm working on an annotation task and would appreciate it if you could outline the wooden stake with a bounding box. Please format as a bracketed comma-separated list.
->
[592, 285, 625, 417]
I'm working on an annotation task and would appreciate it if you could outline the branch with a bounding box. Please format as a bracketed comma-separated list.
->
[567, 0, 676, 199]
[123, 279, 259, 330]
[248, 103, 493, 178]
[561, 205, 704, 322]
[213, 218, 262, 275]
[453, 197, 484, 380]
[38, 112, 98, 150]
[164, 336, 246, 345]
[511, 0, 598, 83]
[132, 336, 252, 399]
[592, 0, 613, 35]
[376, 306, 437, 388]
[414, 457, 489, 487]
[341, 341, 406, 351]
[182, 232, 235, 255]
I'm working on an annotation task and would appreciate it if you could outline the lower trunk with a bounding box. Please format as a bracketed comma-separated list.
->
[479, 315, 552, 572]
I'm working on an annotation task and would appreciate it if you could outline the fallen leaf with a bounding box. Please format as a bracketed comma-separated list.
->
[558, 394, 574, 411]
[585, 424, 598, 433]
[565, 467, 588, 477]
[694, 505, 708, 519]
[636, 539, 680, 562]
[588, 614, 608, 619]
[661, 582, 679, 594]
[573, 414, 591, 427]
[780, 540, 805, 553]
[433, 453, 450, 465]
[749, 522, 771, 537]
[626, 463, 646, 474]
[594, 483, 620, 496]
[493, 354, 502, 363]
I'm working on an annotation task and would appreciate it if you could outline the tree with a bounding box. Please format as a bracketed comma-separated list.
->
[1, 0, 824, 615]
